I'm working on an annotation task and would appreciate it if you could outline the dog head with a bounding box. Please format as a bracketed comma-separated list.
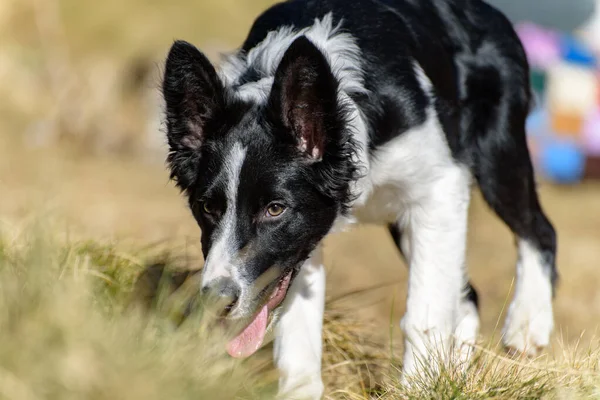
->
[161, 36, 357, 357]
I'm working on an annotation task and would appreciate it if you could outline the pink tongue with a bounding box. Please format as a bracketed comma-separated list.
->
[226, 305, 268, 358]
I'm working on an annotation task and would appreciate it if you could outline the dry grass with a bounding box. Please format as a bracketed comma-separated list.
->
[1, 226, 600, 399]
[0, 228, 275, 400]
[0, 0, 272, 157]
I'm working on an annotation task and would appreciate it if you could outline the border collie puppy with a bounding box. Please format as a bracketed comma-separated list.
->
[162, 0, 557, 397]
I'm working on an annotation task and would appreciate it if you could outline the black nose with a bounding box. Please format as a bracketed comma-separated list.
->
[201, 278, 240, 318]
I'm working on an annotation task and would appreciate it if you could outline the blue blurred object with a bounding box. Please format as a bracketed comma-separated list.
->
[560, 35, 597, 67]
[526, 107, 549, 137]
[540, 140, 586, 183]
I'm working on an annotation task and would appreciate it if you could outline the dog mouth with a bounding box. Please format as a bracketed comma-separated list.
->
[225, 270, 293, 358]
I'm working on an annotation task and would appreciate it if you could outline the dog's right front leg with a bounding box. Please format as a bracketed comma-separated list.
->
[273, 248, 326, 400]
[400, 167, 471, 383]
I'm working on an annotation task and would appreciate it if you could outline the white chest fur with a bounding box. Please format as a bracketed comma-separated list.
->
[351, 108, 464, 226]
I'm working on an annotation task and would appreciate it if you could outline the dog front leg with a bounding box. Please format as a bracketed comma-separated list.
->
[400, 166, 471, 383]
[274, 247, 326, 400]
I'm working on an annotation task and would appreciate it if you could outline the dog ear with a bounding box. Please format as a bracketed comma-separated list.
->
[162, 40, 225, 190]
[268, 36, 340, 160]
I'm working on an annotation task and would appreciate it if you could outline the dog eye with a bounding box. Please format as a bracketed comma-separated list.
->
[266, 203, 286, 218]
[201, 201, 214, 214]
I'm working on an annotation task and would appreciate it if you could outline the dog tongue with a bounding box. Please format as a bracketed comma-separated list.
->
[226, 305, 268, 358]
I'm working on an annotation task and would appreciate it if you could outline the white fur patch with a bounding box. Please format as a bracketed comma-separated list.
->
[201, 142, 247, 287]
[352, 106, 462, 222]
[218, 13, 367, 103]
[502, 240, 554, 355]
[274, 248, 326, 400]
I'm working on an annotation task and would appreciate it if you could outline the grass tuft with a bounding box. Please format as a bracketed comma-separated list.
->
[0, 230, 276, 400]
[1, 228, 600, 399]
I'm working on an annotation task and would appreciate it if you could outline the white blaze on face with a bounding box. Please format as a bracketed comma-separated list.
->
[201, 142, 247, 287]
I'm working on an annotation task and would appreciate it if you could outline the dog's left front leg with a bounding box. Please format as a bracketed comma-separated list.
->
[274, 247, 326, 400]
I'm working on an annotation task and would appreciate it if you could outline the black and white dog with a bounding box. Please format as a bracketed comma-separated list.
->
[161, 0, 557, 397]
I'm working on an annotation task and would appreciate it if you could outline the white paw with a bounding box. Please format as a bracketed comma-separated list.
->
[400, 320, 450, 383]
[277, 375, 323, 400]
[503, 240, 555, 357]
[454, 300, 480, 364]
[502, 298, 553, 356]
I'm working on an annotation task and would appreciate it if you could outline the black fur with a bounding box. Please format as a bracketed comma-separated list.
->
[242, 0, 557, 290]
[163, 36, 361, 308]
[161, 0, 557, 320]
[163, 40, 227, 191]
[267, 36, 360, 213]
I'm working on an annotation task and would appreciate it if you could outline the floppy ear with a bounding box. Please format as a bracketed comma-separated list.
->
[268, 36, 340, 160]
[162, 40, 225, 190]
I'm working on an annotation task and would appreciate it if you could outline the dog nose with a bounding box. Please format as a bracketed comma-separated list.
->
[201, 278, 240, 318]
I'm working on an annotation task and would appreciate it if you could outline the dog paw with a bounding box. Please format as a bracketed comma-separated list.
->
[277, 377, 324, 400]
[502, 301, 553, 357]
[454, 299, 480, 364]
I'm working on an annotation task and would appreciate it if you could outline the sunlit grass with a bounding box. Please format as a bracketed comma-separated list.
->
[0, 228, 276, 400]
[1, 226, 599, 399]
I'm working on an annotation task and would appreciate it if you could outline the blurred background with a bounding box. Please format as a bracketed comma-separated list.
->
[0, 0, 599, 351]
